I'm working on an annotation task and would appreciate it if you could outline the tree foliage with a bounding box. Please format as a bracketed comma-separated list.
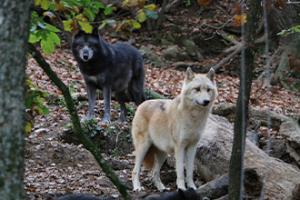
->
[278, 25, 300, 36]
[30, 0, 159, 54]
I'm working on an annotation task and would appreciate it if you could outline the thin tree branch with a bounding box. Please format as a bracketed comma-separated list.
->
[28, 44, 131, 200]
[212, 43, 244, 71]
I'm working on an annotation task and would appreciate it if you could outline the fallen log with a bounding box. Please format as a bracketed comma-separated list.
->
[194, 115, 300, 199]
[197, 174, 228, 199]
[212, 103, 292, 129]
[197, 168, 263, 199]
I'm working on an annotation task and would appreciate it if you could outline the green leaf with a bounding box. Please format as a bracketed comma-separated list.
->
[93, 1, 105, 9]
[144, 4, 157, 11]
[40, 105, 49, 114]
[83, 8, 96, 21]
[136, 10, 147, 23]
[63, 19, 73, 32]
[78, 20, 93, 33]
[104, 6, 113, 16]
[49, 32, 61, 46]
[41, 37, 55, 54]
[24, 122, 33, 134]
[291, 25, 300, 32]
[40, 0, 50, 10]
[34, 0, 41, 6]
[29, 33, 41, 44]
[45, 23, 60, 32]
[131, 20, 141, 29]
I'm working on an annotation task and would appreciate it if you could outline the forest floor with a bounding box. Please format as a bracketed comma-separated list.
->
[25, 3, 300, 200]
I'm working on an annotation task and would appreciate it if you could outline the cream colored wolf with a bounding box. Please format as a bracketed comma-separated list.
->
[131, 67, 218, 191]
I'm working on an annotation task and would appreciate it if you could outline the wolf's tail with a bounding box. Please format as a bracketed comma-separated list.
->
[143, 145, 159, 169]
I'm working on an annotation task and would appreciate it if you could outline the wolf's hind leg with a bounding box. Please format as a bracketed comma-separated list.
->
[115, 92, 127, 122]
[129, 80, 144, 106]
[129, 61, 145, 105]
[151, 150, 168, 191]
[132, 137, 151, 191]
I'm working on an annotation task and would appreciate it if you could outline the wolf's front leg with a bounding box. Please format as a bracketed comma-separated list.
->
[175, 145, 186, 190]
[86, 83, 96, 120]
[185, 145, 197, 189]
[102, 86, 111, 123]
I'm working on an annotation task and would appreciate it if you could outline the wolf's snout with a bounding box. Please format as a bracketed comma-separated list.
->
[83, 54, 89, 60]
[203, 100, 210, 106]
[83, 51, 89, 60]
[195, 100, 210, 106]
[79, 47, 93, 62]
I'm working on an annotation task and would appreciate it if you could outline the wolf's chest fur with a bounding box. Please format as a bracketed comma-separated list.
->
[169, 100, 209, 146]
[83, 68, 132, 91]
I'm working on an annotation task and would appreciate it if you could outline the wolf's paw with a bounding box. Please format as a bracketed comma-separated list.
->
[187, 183, 197, 190]
[101, 116, 111, 124]
[133, 186, 144, 192]
[81, 115, 94, 122]
[156, 184, 168, 192]
[176, 179, 186, 191]
[161, 187, 170, 192]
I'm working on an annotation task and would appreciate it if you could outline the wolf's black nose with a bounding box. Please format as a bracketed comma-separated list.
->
[203, 100, 210, 106]
[83, 54, 89, 60]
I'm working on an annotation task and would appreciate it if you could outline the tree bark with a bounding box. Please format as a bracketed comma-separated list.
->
[0, 0, 32, 199]
[264, 2, 300, 89]
[228, 1, 260, 199]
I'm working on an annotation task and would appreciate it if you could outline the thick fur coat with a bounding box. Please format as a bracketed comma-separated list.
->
[131, 67, 218, 191]
[72, 31, 145, 122]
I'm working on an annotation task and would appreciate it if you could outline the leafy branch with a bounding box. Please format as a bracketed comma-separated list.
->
[31, 0, 159, 54]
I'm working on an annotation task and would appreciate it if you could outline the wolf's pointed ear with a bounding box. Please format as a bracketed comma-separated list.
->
[73, 29, 85, 38]
[185, 67, 194, 82]
[207, 68, 215, 81]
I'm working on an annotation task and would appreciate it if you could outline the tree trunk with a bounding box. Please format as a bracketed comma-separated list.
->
[0, 0, 32, 199]
[228, 0, 260, 199]
[266, 2, 300, 89]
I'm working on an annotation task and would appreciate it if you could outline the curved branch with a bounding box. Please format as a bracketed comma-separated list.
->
[28, 44, 131, 200]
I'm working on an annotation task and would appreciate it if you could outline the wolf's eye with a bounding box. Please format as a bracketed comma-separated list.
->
[195, 87, 201, 92]
[207, 88, 211, 92]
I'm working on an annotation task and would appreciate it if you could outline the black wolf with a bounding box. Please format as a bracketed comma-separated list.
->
[72, 30, 145, 122]
[143, 188, 201, 200]
[57, 194, 114, 200]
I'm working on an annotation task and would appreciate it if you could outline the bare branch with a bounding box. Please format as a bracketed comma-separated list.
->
[213, 43, 244, 71]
